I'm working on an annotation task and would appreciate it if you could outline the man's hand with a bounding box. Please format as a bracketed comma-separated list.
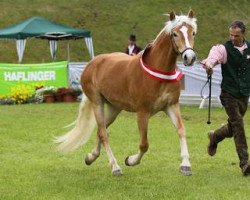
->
[201, 61, 214, 75]
[205, 64, 213, 75]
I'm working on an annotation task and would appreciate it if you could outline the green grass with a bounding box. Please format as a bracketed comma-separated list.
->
[0, 0, 250, 63]
[0, 103, 250, 200]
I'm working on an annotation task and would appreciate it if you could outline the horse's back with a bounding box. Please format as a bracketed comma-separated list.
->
[82, 52, 137, 81]
[81, 52, 141, 109]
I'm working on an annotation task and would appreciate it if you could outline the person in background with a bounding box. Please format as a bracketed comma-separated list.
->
[202, 20, 250, 176]
[125, 34, 142, 56]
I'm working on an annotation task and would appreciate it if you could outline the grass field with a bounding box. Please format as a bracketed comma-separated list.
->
[0, 103, 250, 199]
[0, 0, 250, 63]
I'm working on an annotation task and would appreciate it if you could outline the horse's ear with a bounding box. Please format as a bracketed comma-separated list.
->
[170, 11, 175, 21]
[188, 9, 194, 18]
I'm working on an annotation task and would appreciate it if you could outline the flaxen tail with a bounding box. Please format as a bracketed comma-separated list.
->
[55, 99, 96, 152]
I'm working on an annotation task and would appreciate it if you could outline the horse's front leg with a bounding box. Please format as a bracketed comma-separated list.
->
[166, 104, 192, 175]
[125, 111, 150, 166]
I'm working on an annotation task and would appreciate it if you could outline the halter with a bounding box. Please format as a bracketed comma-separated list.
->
[180, 47, 194, 55]
[139, 57, 183, 82]
[171, 33, 194, 56]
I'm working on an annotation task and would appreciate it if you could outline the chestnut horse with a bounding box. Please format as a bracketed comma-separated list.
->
[56, 10, 197, 176]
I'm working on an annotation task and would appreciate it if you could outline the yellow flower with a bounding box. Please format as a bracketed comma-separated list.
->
[8, 84, 37, 104]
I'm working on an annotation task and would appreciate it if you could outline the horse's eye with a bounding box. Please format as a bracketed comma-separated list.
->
[172, 32, 178, 37]
[193, 32, 196, 36]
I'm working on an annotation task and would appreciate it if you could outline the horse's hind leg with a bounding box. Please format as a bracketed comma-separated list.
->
[166, 104, 191, 175]
[85, 104, 121, 166]
[84, 135, 101, 165]
[90, 100, 122, 176]
[125, 111, 150, 166]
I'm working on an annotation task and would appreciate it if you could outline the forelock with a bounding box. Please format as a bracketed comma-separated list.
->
[165, 15, 197, 34]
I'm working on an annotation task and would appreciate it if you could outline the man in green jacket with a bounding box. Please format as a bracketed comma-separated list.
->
[202, 21, 250, 176]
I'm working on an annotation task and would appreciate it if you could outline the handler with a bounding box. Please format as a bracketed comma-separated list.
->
[202, 20, 250, 176]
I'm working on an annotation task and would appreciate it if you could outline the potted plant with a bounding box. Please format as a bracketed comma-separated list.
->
[54, 87, 67, 102]
[38, 86, 56, 103]
[55, 87, 82, 103]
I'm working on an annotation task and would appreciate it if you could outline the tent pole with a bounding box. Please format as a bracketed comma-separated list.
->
[67, 42, 70, 61]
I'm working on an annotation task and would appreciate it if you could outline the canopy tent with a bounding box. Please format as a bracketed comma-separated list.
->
[0, 17, 94, 62]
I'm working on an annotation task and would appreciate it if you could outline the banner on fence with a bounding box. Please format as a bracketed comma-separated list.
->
[0, 61, 68, 95]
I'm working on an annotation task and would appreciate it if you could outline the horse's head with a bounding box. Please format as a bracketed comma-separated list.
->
[166, 10, 197, 66]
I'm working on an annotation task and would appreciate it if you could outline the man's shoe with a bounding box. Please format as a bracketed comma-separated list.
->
[242, 162, 250, 176]
[207, 131, 217, 156]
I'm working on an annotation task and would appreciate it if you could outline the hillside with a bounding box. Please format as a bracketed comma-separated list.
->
[0, 0, 249, 63]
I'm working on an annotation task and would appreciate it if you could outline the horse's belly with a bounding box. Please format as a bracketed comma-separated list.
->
[153, 91, 180, 110]
[102, 91, 136, 112]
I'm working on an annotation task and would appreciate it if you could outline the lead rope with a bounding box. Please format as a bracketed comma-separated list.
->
[200, 74, 212, 124]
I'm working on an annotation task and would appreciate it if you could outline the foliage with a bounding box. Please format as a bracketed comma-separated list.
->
[35, 86, 82, 103]
[0, 82, 46, 105]
[38, 86, 57, 95]
[0, 85, 82, 104]
[11, 84, 35, 104]
[0, 104, 250, 199]
[0, 0, 249, 63]
[0, 84, 38, 105]
[55, 87, 82, 97]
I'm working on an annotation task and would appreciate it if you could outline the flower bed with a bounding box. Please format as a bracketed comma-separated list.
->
[0, 85, 82, 105]
[0, 84, 42, 105]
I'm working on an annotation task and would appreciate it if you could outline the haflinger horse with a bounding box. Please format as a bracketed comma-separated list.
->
[55, 10, 197, 176]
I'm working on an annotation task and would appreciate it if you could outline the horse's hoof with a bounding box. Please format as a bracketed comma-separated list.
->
[180, 166, 192, 176]
[84, 154, 93, 166]
[125, 156, 130, 166]
[125, 156, 140, 166]
[84, 157, 92, 165]
[112, 169, 123, 177]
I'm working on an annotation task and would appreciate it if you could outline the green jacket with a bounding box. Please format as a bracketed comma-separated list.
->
[221, 41, 250, 97]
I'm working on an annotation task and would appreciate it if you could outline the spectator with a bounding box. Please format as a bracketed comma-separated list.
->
[125, 34, 142, 56]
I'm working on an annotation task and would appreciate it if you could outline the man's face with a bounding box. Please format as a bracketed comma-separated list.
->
[129, 40, 136, 45]
[229, 27, 245, 47]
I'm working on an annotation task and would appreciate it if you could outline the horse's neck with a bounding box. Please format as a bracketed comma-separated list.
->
[145, 32, 178, 72]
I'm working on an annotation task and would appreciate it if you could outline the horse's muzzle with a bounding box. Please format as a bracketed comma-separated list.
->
[182, 49, 196, 66]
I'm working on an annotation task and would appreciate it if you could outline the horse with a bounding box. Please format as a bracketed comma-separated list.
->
[55, 10, 197, 176]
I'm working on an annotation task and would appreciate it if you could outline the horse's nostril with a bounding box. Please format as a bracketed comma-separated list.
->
[184, 55, 187, 60]
[192, 56, 196, 63]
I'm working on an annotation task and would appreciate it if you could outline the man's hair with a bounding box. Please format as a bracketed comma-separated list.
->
[129, 34, 136, 41]
[229, 21, 246, 33]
